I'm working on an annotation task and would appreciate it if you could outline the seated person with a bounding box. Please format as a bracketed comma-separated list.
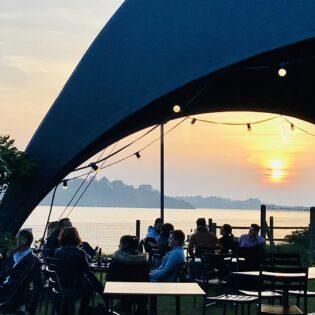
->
[0, 229, 43, 314]
[150, 230, 185, 282]
[79, 241, 97, 260]
[146, 218, 163, 243]
[238, 224, 265, 248]
[188, 218, 218, 258]
[238, 224, 265, 270]
[157, 223, 174, 256]
[55, 227, 98, 315]
[106, 235, 149, 314]
[219, 224, 237, 254]
[45, 217, 72, 256]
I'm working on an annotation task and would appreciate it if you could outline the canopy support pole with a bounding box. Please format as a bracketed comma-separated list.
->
[160, 124, 164, 222]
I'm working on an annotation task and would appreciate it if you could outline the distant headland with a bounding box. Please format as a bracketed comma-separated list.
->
[40, 177, 307, 210]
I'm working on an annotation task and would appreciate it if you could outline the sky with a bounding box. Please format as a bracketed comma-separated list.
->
[1, 1, 315, 207]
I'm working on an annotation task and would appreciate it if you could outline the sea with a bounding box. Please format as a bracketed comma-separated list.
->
[23, 206, 309, 254]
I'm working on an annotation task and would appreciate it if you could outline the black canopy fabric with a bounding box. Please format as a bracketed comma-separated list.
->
[1, 0, 315, 233]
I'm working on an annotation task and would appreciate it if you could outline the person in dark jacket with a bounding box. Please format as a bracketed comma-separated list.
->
[219, 224, 237, 254]
[107, 235, 149, 314]
[45, 218, 72, 256]
[55, 227, 94, 315]
[0, 229, 43, 315]
[157, 223, 174, 256]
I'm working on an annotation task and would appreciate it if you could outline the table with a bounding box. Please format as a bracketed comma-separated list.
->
[233, 267, 315, 307]
[104, 281, 206, 315]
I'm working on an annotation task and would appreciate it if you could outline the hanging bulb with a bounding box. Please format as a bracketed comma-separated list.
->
[62, 180, 68, 190]
[278, 67, 287, 77]
[191, 118, 197, 125]
[90, 163, 99, 171]
[173, 105, 181, 113]
[290, 123, 295, 131]
[247, 123, 252, 132]
[135, 152, 141, 159]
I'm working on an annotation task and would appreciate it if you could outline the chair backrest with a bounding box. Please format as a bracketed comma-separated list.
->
[46, 256, 59, 271]
[258, 266, 308, 313]
[272, 253, 301, 268]
[148, 241, 162, 257]
[195, 246, 216, 258]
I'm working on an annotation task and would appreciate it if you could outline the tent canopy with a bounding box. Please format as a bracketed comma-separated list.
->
[1, 0, 315, 233]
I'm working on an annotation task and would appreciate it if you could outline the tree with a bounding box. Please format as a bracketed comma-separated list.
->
[0, 135, 32, 196]
[0, 135, 32, 252]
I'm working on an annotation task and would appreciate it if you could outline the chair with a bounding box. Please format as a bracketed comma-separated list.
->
[269, 253, 313, 307]
[0, 259, 42, 315]
[205, 271, 259, 315]
[258, 266, 308, 315]
[147, 241, 162, 269]
[272, 253, 301, 268]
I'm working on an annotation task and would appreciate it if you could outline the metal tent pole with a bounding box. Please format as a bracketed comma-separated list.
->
[160, 124, 164, 222]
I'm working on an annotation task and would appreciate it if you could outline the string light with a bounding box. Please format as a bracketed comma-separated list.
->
[62, 180, 68, 190]
[90, 163, 99, 171]
[291, 123, 295, 131]
[191, 118, 197, 125]
[247, 123, 252, 132]
[173, 105, 181, 113]
[135, 152, 141, 159]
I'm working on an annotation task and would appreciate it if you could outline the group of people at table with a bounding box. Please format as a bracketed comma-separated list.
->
[0, 217, 266, 314]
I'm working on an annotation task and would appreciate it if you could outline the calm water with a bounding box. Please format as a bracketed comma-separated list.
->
[23, 206, 309, 254]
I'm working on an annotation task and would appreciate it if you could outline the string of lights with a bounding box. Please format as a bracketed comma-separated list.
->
[57, 146, 110, 220]
[74, 124, 159, 172]
[65, 141, 120, 218]
[188, 114, 315, 136]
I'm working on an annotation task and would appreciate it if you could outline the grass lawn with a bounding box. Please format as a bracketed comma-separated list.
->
[36, 282, 315, 315]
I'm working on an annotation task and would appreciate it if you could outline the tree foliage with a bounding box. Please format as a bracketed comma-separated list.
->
[0, 134, 32, 194]
[284, 228, 309, 246]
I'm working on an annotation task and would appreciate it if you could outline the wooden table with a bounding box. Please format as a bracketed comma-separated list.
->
[104, 281, 206, 315]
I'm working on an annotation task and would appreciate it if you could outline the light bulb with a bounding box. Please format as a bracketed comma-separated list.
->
[173, 105, 181, 113]
[278, 68, 287, 77]
[135, 152, 141, 159]
[247, 123, 252, 132]
[62, 180, 68, 190]
[90, 163, 99, 171]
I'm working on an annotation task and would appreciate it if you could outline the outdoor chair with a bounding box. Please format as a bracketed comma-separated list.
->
[272, 253, 301, 268]
[0, 260, 42, 315]
[257, 266, 308, 315]
[147, 241, 162, 269]
[204, 271, 259, 315]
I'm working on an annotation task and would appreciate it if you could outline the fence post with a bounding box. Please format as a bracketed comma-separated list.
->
[269, 216, 275, 249]
[136, 220, 141, 240]
[260, 204, 267, 239]
[309, 207, 315, 265]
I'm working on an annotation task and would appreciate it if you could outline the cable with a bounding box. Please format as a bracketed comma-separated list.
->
[65, 141, 120, 217]
[188, 115, 281, 126]
[281, 116, 315, 136]
[74, 124, 159, 172]
[65, 118, 187, 215]
[40, 184, 58, 248]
